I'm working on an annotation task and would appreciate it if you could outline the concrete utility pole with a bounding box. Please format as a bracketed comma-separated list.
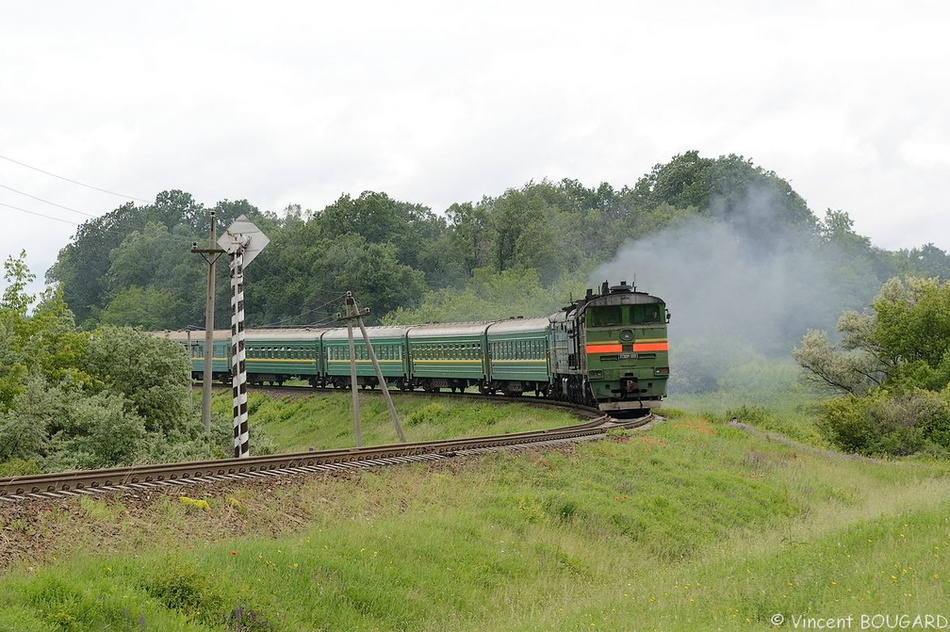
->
[190, 211, 225, 434]
[336, 292, 406, 446]
[344, 305, 361, 447]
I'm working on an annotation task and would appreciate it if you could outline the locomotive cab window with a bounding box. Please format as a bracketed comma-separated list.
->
[589, 306, 623, 327]
[633, 305, 664, 324]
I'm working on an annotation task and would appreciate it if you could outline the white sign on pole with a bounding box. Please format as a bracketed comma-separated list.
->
[218, 215, 270, 266]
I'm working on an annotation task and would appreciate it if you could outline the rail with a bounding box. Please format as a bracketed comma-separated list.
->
[0, 413, 655, 502]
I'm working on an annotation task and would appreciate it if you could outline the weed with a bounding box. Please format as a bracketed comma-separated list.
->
[179, 496, 211, 512]
[78, 496, 125, 521]
[227, 604, 275, 632]
[404, 402, 447, 427]
[226, 495, 249, 516]
[140, 559, 225, 625]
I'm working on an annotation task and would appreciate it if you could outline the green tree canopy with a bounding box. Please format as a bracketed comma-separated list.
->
[0, 254, 207, 472]
[794, 277, 950, 456]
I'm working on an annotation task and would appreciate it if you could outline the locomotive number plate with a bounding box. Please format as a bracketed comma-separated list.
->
[618, 353, 636, 359]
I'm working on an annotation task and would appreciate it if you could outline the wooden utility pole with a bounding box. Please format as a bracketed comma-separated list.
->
[190, 211, 225, 434]
[337, 292, 406, 446]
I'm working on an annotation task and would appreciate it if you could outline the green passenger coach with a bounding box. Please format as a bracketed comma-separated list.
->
[323, 326, 411, 390]
[485, 317, 551, 396]
[406, 322, 493, 392]
[243, 328, 326, 386]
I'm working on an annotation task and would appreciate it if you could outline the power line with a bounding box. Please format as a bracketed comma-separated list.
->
[0, 182, 95, 217]
[0, 153, 151, 203]
[256, 292, 350, 328]
[0, 200, 78, 225]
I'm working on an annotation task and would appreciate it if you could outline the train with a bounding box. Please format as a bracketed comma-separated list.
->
[157, 281, 670, 417]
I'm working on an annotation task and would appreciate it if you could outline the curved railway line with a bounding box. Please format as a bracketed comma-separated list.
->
[0, 388, 658, 503]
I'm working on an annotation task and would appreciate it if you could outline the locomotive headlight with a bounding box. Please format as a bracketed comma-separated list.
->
[589, 370, 603, 378]
[620, 329, 633, 341]
[654, 367, 669, 376]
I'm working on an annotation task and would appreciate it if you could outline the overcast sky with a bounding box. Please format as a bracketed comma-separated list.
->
[2, 1, 948, 294]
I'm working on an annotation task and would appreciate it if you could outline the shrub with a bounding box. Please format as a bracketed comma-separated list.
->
[817, 389, 950, 456]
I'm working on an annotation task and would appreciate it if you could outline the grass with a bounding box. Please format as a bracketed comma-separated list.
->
[2, 396, 949, 630]
[218, 389, 581, 452]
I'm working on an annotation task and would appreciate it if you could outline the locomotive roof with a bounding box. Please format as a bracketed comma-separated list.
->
[586, 292, 664, 306]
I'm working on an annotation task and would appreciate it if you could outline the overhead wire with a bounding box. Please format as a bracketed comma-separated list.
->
[0, 153, 151, 226]
[0, 200, 78, 225]
[0, 183, 96, 218]
[0, 153, 150, 203]
[255, 292, 350, 328]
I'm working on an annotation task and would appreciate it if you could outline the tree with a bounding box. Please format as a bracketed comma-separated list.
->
[0, 375, 52, 461]
[792, 326, 884, 395]
[47, 192, 265, 328]
[0, 252, 38, 408]
[315, 191, 450, 285]
[794, 276, 950, 456]
[446, 202, 492, 277]
[384, 268, 581, 325]
[890, 243, 950, 280]
[870, 277, 950, 385]
[622, 151, 817, 250]
[83, 326, 194, 436]
[99, 286, 184, 329]
[1, 250, 35, 316]
[47, 201, 144, 324]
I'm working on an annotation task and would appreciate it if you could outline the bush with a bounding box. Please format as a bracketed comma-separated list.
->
[817, 389, 950, 456]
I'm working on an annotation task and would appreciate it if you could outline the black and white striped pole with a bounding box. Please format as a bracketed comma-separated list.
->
[229, 246, 249, 457]
[218, 215, 269, 459]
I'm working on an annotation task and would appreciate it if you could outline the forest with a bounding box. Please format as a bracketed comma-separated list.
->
[3, 150, 950, 470]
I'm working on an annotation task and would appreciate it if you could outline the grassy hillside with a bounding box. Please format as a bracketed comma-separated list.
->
[223, 390, 582, 452]
[1, 400, 948, 631]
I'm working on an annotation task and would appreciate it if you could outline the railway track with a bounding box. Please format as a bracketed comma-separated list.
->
[0, 409, 655, 503]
